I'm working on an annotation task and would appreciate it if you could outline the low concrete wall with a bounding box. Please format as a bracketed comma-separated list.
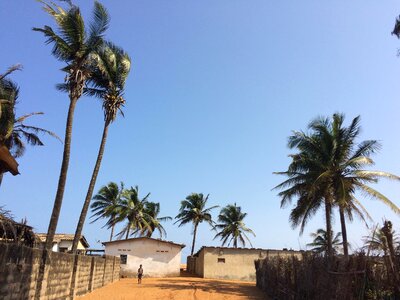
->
[0, 243, 120, 299]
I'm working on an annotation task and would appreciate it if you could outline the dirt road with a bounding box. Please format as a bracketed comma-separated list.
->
[77, 277, 268, 300]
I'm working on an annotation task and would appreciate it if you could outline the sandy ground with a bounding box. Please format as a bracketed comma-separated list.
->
[77, 277, 268, 300]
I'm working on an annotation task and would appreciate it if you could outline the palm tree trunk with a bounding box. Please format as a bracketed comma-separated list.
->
[191, 223, 198, 256]
[339, 206, 349, 259]
[0, 172, 3, 186]
[35, 97, 78, 300]
[324, 196, 333, 267]
[71, 122, 109, 253]
[45, 97, 78, 251]
[125, 227, 130, 240]
[110, 223, 115, 242]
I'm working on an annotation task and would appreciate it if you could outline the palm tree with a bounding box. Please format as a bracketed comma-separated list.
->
[33, 0, 109, 251]
[90, 182, 124, 241]
[135, 202, 172, 238]
[275, 113, 400, 261]
[214, 203, 255, 248]
[71, 43, 131, 253]
[0, 66, 21, 178]
[114, 186, 153, 240]
[175, 193, 218, 256]
[0, 66, 59, 184]
[307, 228, 342, 255]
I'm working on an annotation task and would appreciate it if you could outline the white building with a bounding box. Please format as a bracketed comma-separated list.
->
[103, 237, 185, 277]
[36, 233, 90, 254]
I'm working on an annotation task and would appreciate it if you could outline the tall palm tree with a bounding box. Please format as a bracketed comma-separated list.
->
[275, 113, 400, 261]
[90, 182, 124, 241]
[134, 202, 172, 238]
[71, 43, 131, 253]
[175, 193, 218, 256]
[214, 203, 255, 248]
[33, 0, 109, 251]
[307, 228, 342, 255]
[114, 186, 153, 240]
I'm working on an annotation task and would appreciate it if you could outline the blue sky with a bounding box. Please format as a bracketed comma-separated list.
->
[1, 0, 400, 258]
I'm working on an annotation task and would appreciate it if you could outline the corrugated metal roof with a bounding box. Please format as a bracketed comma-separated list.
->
[102, 236, 185, 248]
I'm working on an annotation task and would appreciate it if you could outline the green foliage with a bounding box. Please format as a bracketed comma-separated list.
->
[90, 181, 124, 227]
[307, 228, 342, 255]
[214, 203, 255, 248]
[275, 113, 400, 258]
[175, 193, 218, 229]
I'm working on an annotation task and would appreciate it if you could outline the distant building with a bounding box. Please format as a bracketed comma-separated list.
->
[188, 246, 303, 281]
[103, 237, 185, 277]
[36, 233, 90, 254]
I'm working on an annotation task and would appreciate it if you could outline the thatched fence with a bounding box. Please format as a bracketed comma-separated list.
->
[255, 253, 399, 300]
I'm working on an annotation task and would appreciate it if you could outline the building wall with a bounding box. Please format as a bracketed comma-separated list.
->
[197, 247, 303, 282]
[105, 239, 182, 277]
[58, 240, 86, 251]
[195, 250, 204, 277]
[0, 242, 119, 300]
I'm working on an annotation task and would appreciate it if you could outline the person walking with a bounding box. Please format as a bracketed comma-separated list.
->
[137, 264, 143, 284]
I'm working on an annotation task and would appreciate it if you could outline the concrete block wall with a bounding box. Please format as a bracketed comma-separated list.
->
[92, 256, 106, 290]
[46, 251, 75, 299]
[0, 243, 120, 299]
[75, 255, 93, 296]
[0, 243, 42, 300]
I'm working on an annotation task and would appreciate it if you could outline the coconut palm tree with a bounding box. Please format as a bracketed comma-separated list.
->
[275, 113, 400, 261]
[175, 193, 218, 256]
[135, 202, 172, 238]
[307, 228, 342, 255]
[114, 186, 153, 240]
[71, 43, 131, 253]
[33, 0, 109, 251]
[90, 182, 124, 241]
[214, 203, 255, 248]
[0, 67, 21, 178]
[0, 66, 59, 184]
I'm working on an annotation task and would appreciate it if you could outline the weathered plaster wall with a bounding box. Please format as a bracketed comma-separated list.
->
[105, 239, 182, 277]
[0, 243, 119, 299]
[195, 247, 303, 282]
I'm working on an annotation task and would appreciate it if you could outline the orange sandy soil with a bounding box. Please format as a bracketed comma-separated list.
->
[77, 276, 268, 300]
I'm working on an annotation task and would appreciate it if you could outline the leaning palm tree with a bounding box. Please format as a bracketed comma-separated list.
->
[275, 113, 400, 261]
[307, 228, 342, 255]
[175, 193, 218, 256]
[135, 202, 172, 238]
[214, 203, 255, 248]
[71, 43, 131, 253]
[33, 0, 109, 251]
[90, 182, 124, 241]
[114, 186, 153, 240]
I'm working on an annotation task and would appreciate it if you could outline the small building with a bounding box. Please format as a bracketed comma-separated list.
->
[188, 246, 303, 282]
[103, 237, 185, 278]
[36, 233, 90, 254]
